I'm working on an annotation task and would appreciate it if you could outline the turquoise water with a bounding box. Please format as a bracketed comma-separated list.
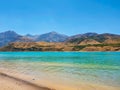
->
[0, 52, 120, 87]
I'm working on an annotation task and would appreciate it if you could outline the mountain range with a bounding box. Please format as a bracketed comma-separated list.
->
[0, 31, 68, 47]
[67, 32, 120, 44]
[0, 30, 120, 48]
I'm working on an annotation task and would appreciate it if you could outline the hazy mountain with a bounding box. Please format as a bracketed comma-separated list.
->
[0, 31, 21, 47]
[0, 31, 33, 47]
[36, 31, 69, 42]
[0, 31, 69, 47]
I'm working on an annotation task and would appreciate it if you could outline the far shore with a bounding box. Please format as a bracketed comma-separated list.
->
[0, 42, 120, 51]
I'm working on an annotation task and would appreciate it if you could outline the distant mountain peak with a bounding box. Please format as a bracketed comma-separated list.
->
[0, 30, 33, 47]
[36, 31, 68, 42]
[0, 30, 21, 37]
[83, 32, 98, 36]
[1, 30, 16, 34]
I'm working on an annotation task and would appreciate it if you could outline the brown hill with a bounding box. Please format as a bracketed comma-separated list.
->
[0, 42, 73, 51]
[0, 42, 120, 51]
[79, 39, 101, 45]
[103, 39, 120, 44]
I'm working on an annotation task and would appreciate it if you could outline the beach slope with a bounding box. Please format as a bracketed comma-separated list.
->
[0, 72, 53, 90]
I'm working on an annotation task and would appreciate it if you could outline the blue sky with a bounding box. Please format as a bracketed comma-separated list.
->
[0, 0, 120, 35]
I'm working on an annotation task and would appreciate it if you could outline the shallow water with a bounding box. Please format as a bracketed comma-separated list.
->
[0, 52, 120, 88]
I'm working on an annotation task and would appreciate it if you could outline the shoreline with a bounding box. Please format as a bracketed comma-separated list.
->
[0, 68, 120, 90]
[0, 51, 120, 52]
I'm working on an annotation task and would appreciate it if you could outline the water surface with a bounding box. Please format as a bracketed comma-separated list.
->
[0, 52, 120, 88]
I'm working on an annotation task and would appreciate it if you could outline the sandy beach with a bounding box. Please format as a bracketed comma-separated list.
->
[0, 72, 53, 90]
[0, 68, 119, 90]
[0, 67, 55, 90]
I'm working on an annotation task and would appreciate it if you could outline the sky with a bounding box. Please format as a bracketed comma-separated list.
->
[0, 0, 120, 35]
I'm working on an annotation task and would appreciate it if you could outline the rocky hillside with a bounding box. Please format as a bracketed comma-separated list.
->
[79, 39, 101, 45]
[67, 33, 120, 44]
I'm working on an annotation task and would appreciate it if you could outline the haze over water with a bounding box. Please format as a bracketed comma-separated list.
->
[0, 52, 120, 89]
